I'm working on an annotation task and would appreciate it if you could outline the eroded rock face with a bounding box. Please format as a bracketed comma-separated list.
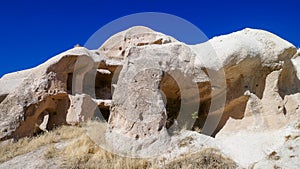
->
[108, 43, 200, 136]
[0, 69, 33, 104]
[105, 28, 297, 158]
[0, 26, 299, 168]
[212, 30, 298, 167]
[0, 48, 96, 140]
[192, 28, 296, 135]
[98, 26, 177, 60]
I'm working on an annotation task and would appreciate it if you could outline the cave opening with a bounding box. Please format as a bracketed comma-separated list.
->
[159, 70, 203, 132]
[159, 72, 181, 129]
[94, 62, 122, 122]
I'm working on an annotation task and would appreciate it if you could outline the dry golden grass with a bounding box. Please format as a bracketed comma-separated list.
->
[164, 148, 237, 169]
[0, 125, 84, 163]
[0, 124, 237, 169]
[58, 135, 152, 169]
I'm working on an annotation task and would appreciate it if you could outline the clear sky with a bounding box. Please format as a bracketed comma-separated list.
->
[0, 0, 299, 77]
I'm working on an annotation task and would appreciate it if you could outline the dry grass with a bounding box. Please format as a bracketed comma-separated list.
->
[58, 135, 152, 169]
[0, 125, 84, 163]
[0, 124, 237, 169]
[164, 148, 237, 169]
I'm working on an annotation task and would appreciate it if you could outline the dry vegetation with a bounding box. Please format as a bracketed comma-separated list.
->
[0, 125, 83, 163]
[0, 124, 237, 169]
[163, 148, 236, 169]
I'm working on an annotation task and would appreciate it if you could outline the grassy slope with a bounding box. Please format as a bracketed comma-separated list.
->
[0, 125, 236, 169]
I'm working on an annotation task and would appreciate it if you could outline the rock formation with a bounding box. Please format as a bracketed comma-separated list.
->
[0, 26, 299, 168]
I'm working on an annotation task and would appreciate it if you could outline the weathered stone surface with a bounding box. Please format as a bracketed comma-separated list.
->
[0, 26, 299, 168]
[215, 78, 288, 167]
[0, 47, 96, 140]
[278, 53, 300, 97]
[284, 93, 300, 118]
[105, 43, 203, 156]
[251, 122, 300, 169]
[214, 67, 299, 167]
[191, 28, 296, 135]
[105, 28, 297, 159]
[0, 69, 33, 104]
[98, 26, 177, 60]
[66, 94, 98, 125]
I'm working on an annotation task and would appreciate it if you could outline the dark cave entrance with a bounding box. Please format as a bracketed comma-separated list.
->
[159, 71, 181, 129]
[159, 70, 204, 132]
[93, 62, 122, 122]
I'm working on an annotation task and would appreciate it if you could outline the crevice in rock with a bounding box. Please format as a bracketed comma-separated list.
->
[67, 73, 73, 94]
[0, 94, 8, 104]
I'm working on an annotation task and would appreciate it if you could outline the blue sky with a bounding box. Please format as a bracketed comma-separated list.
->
[0, 0, 299, 77]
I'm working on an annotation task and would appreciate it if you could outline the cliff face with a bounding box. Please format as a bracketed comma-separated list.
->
[0, 26, 299, 168]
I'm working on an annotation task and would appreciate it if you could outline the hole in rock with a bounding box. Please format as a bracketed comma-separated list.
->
[93, 61, 122, 122]
[33, 111, 49, 136]
[159, 72, 181, 129]
[159, 70, 201, 131]
[158, 70, 216, 135]
[9, 94, 70, 140]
